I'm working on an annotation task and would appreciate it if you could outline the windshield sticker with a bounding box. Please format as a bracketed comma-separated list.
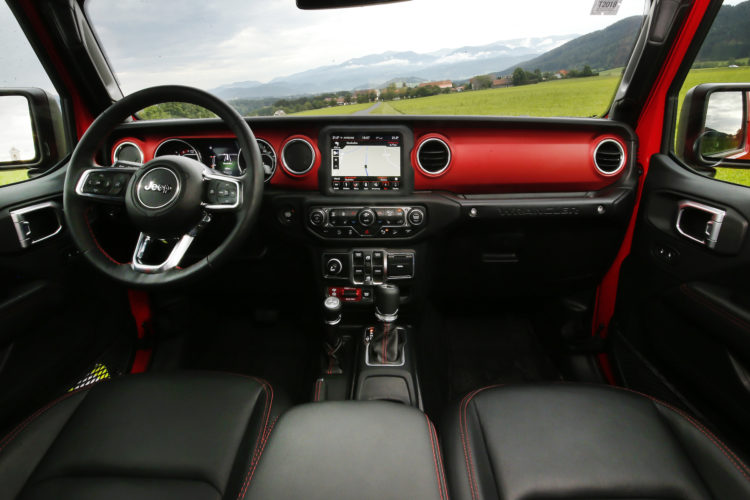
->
[591, 0, 622, 15]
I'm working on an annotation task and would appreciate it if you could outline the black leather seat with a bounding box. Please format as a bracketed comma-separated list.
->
[243, 401, 449, 500]
[443, 384, 750, 500]
[0, 372, 279, 500]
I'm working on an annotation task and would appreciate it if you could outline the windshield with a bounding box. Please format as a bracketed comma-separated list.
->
[87, 0, 648, 119]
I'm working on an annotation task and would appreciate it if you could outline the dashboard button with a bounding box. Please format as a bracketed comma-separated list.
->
[408, 208, 425, 226]
[326, 258, 343, 275]
[309, 209, 325, 226]
[358, 208, 375, 226]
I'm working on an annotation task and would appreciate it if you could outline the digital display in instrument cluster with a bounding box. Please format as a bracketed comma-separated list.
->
[330, 133, 401, 191]
[209, 145, 241, 176]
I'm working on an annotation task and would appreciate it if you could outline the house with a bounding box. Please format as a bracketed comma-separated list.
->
[554, 69, 569, 79]
[419, 80, 453, 89]
[273, 109, 286, 116]
[492, 78, 511, 88]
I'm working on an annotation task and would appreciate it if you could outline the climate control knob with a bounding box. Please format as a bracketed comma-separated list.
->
[408, 208, 425, 226]
[309, 209, 326, 226]
[358, 208, 375, 227]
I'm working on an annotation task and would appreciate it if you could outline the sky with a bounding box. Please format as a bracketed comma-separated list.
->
[85, 0, 651, 93]
[0, 96, 36, 162]
[0, 0, 745, 96]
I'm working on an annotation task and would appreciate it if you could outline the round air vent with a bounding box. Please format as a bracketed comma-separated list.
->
[113, 141, 143, 164]
[281, 138, 315, 176]
[593, 139, 625, 175]
[417, 137, 451, 175]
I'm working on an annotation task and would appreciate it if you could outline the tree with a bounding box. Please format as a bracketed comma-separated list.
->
[512, 67, 528, 86]
[582, 65, 594, 77]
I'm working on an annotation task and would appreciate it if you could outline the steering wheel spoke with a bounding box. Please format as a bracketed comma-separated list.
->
[131, 232, 194, 273]
[202, 170, 243, 211]
[75, 166, 138, 203]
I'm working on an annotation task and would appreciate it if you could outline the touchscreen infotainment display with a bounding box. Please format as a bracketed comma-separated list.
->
[330, 133, 401, 191]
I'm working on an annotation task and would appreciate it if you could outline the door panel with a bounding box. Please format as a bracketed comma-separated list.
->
[614, 153, 750, 449]
[0, 165, 134, 433]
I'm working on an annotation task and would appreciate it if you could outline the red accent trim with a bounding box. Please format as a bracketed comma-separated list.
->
[413, 133, 453, 178]
[412, 128, 628, 194]
[592, 0, 712, 350]
[120, 130, 321, 189]
[277, 134, 322, 184]
[18, 0, 93, 138]
[127, 290, 153, 373]
[117, 125, 627, 194]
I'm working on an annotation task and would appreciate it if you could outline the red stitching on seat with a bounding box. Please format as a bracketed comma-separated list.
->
[433, 421, 450, 500]
[237, 416, 278, 499]
[457, 382, 750, 499]
[616, 386, 750, 481]
[459, 385, 504, 500]
[236, 379, 274, 500]
[425, 414, 446, 500]
[0, 388, 87, 454]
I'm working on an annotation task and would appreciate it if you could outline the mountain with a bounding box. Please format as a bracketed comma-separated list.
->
[210, 35, 574, 99]
[502, 16, 644, 73]
[696, 0, 750, 61]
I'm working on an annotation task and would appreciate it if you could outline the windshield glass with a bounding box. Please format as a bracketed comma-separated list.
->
[87, 0, 648, 119]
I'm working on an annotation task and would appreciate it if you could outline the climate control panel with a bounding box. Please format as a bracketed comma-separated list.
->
[308, 206, 426, 238]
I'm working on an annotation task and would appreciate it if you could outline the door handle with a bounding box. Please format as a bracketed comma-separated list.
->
[675, 200, 726, 249]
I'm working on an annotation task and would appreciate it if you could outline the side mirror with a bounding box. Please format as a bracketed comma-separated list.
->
[0, 88, 67, 174]
[676, 83, 750, 170]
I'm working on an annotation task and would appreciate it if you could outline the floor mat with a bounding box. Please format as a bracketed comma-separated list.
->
[443, 314, 562, 401]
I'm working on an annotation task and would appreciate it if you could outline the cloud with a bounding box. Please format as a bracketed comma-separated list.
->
[81, 0, 648, 93]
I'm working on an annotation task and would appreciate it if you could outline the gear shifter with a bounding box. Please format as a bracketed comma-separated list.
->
[322, 296, 344, 375]
[368, 284, 405, 365]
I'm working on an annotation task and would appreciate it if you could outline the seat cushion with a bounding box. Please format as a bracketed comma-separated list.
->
[443, 384, 750, 500]
[0, 372, 278, 500]
[243, 401, 448, 500]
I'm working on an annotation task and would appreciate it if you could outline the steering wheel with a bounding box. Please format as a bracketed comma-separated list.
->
[63, 85, 264, 287]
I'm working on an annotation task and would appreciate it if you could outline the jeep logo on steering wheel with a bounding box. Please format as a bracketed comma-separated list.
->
[142, 180, 174, 195]
[136, 167, 180, 209]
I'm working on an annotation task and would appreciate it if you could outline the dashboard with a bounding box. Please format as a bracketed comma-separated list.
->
[102, 115, 639, 296]
[108, 116, 633, 196]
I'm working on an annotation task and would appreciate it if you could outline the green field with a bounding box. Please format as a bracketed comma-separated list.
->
[291, 102, 373, 116]
[0, 169, 29, 187]
[388, 75, 622, 117]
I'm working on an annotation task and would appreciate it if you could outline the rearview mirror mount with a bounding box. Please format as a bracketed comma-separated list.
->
[296, 0, 408, 10]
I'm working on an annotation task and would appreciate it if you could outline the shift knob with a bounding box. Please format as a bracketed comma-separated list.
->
[323, 296, 342, 325]
[375, 283, 399, 321]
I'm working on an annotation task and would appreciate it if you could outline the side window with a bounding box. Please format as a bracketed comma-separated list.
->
[0, 3, 66, 187]
[672, 0, 750, 187]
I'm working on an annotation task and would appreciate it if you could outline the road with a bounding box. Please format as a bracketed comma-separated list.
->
[353, 102, 382, 115]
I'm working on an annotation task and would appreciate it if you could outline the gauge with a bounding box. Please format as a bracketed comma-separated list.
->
[112, 141, 143, 164]
[154, 139, 202, 162]
[239, 139, 277, 182]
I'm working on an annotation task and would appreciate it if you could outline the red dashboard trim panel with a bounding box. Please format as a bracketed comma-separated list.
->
[114, 126, 628, 195]
[412, 128, 627, 193]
